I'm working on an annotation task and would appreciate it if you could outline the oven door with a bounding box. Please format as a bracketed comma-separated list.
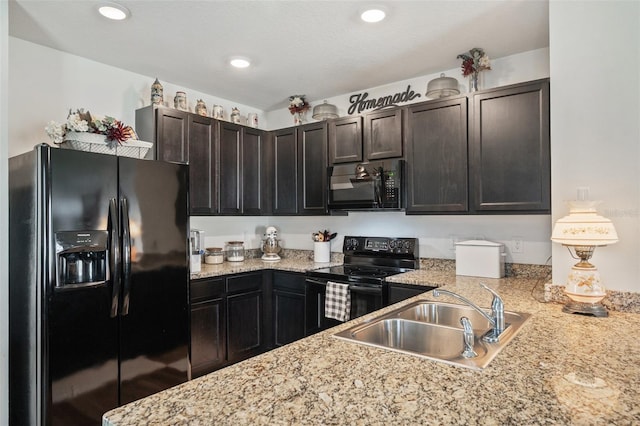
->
[349, 282, 385, 318]
[304, 277, 385, 335]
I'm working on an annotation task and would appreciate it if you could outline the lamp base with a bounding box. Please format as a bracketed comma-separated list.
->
[562, 301, 608, 317]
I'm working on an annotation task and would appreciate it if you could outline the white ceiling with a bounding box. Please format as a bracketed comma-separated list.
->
[9, 0, 549, 111]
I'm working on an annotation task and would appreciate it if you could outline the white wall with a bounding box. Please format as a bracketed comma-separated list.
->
[265, 48, 550, 130]
[1, 1, 9, 423]
[191, 213, 552, 265]
[549, 1, 640, 293]
[8, 38, 265, 157]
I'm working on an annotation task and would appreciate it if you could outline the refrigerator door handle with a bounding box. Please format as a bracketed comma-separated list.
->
[121, 197, 132, 316]
[109, 198, 121, 318]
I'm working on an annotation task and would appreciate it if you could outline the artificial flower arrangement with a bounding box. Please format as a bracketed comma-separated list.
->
[457, 47, 491, 77]
[45, 108, 137, 147]
[288, 95, 310, 115]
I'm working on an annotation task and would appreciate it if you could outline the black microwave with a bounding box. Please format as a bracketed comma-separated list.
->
[328, 159, 403, 211]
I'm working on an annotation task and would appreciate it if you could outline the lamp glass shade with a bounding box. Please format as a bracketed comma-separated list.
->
[312, 100, 339, 120]
[550, 201, 618, 246]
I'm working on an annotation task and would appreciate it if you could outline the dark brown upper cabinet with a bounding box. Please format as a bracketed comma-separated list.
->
[328, 116, 363, 164]
[297, 122, 328, 215]
[136, 106, 217, 215]
[469, 79, 550, 213]
[136, 105, 189, 164]
[364, 108, 403, 160]
[189, 115, 218, 215]
[271, 128, 298, 215]
[270, 122, 328, 215]
[219, 122, 267, 215]
[405, 97, 469, 213]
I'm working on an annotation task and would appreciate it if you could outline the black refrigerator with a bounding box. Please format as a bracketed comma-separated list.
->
[9, 145, 190, 425]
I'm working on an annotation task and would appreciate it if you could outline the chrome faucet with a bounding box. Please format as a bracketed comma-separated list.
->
[433, 283, 505, 343]
[460, 317, 478, 358]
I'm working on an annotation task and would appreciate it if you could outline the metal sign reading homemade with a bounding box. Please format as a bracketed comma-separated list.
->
[347, 85, 421, 115]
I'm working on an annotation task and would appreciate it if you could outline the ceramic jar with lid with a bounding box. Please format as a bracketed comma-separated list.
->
[151, 78, 164, 105]
[230, 107, 241, 124]
[204, 247, 224, 264]
[174, 91, 187, 111]
[195, 99, 208, 116]
[225, 241, 245, 262]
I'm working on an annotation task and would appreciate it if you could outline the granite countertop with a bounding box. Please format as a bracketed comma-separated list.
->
[191, 252, 342, 280]
[104, 266, 640, 425]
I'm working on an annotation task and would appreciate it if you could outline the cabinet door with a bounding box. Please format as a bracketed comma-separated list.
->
[227, 290, 263, 363]
[189, 115, 218, 215]
[470, 79, 550, 212]
[328, 116, 362, 164]
[388, 283, 433, 305]
[297, 122, 328, 215]
[364, 108, 403, 160]
[272, 272, 306, 347]
[405, 98, 468, 213]
[226, 273, 265, 363]
[219, 122, 241, 214]
[190, 298, 226, 378]
[272, 128, 298, 214]
[156, 108, 189, 164]
[190, 278, 226, 378]
[242, 128, 265, 215]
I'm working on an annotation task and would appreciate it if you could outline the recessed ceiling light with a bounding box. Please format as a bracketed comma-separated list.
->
[98, 2, 130, 20]
[230, 57, 251, 69]
[361, 8, 386, 23]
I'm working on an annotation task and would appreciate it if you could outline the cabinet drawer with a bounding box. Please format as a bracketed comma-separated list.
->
[272, 271, 305, 294]
[226, 272, 263, 294]
[190, 278, 225, 303]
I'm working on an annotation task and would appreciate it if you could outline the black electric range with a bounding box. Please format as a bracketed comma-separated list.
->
[307, 236, 419, 283]
[305, 236, 419, 327]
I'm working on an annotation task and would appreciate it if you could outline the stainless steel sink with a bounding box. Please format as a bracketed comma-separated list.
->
[395, 301, 527, 332]
[333, 300, 530, 370]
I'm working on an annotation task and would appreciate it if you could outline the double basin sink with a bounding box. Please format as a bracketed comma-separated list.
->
[333, 299, 530, 370]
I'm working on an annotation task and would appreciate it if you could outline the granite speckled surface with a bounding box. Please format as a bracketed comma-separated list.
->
[104, 264, 640, 425]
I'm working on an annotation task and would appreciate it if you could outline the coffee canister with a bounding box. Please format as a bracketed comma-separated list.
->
[225, 241, 245, 262]
[204, 247, 224, 264]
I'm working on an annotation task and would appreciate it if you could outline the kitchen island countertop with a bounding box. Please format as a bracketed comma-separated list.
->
[105, 268, 640, 425]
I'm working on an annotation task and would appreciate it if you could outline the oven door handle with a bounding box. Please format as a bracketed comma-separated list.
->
[348, 285, 383, 294]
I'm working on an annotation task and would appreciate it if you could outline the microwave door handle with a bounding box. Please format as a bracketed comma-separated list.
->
[108, 198, 121, 318]
[120, 197, 132, 316]
[374, 176, 382, 207]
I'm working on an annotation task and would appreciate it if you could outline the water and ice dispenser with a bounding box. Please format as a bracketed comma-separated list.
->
[56, 231, 109, 288]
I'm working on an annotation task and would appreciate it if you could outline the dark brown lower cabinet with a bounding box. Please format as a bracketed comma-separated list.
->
[190, 278, 226, 378]
[189, 272, 267, 377]
[387, 283, 433, 305]
[272, 272, 306, 347]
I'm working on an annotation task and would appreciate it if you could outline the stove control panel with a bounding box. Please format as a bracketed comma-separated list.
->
[343, 236, 418, 255]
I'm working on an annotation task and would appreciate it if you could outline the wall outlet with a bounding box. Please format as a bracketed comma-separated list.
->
[512, 237, 524, 253]
[449, 235, 459, 251]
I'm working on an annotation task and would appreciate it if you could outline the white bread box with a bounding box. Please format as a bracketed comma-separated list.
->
[455, 240, 505, 278]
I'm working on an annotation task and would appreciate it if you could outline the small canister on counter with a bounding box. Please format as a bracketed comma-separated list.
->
[204, 247, 224, 264]
[225, 241, 245, 262]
